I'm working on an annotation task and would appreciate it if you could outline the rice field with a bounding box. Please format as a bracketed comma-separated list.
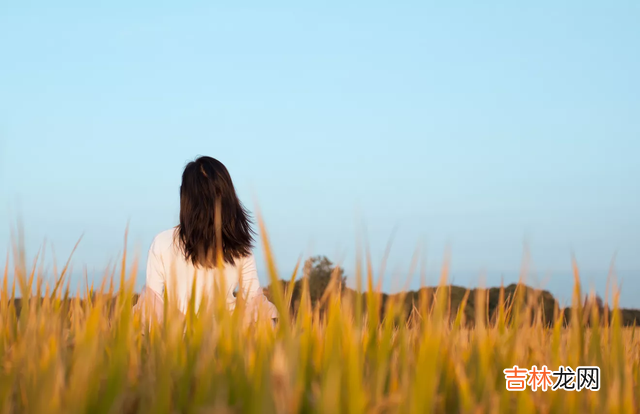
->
[1, 219, 638, 413]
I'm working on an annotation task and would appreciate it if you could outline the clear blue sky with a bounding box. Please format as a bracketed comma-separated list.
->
[1, 2, 639, 306]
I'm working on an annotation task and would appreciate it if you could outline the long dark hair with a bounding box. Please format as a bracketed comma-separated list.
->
[176, 156, 254, 267]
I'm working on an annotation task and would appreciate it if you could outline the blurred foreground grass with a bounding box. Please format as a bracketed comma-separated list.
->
[1, 221, 639, 413]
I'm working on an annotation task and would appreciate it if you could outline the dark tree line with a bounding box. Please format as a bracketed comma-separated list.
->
[264, 256, 640, 328]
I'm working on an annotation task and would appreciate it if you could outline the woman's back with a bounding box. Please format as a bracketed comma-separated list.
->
[146, 227, 263, 314]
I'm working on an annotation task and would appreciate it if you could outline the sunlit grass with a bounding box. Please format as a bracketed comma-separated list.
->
[0, 219, 638, 413]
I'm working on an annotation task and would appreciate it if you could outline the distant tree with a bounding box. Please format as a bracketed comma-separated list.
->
[583, 293, 605, 309]
[303, 256, 346, 304]
[595, 294, 604, 309]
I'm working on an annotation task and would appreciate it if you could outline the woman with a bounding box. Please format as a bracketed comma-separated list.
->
[136, 156, 277, 325]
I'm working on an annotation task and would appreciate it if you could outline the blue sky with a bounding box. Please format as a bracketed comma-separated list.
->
[1, 2, 639, 306]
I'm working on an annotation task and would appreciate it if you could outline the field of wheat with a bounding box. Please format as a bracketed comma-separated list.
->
[1, 218, 638, 414]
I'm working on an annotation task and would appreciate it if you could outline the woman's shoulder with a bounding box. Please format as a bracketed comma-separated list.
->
[149, 227, 179, 255]
[233, 252, 257, 270]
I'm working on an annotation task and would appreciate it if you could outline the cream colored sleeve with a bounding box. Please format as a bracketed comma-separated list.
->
[240, 254, 279, 324]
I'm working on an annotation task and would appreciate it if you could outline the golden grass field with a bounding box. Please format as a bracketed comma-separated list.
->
[1, 218, 639, 413]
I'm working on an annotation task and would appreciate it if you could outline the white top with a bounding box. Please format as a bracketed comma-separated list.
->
[145, 228, 272, 316]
